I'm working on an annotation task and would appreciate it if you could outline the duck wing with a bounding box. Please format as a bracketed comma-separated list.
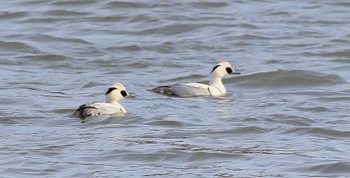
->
[74, 102, 125, 118]
[153, 83, 211, 97]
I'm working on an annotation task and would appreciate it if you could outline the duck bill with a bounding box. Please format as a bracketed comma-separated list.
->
[231, 72, 241, 75]
[125, 93, 135, 98]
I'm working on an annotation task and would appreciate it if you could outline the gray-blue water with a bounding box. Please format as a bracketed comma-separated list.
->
[1, 0, 350, 177]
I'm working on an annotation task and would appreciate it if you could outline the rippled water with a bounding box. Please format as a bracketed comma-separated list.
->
[1, 0, 350, 177]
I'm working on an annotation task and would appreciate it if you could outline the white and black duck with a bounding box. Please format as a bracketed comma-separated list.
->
[74, 83, 129, 118]
[153, 61, 240, 97]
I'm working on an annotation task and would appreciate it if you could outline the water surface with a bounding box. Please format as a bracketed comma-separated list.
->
[1, 0, 350, 177]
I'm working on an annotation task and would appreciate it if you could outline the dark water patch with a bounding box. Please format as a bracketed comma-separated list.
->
[145, 120, 183, 127]
[0, 116, 19, 125]
[132, 23, 204, 36]
[329, 38, 350, 44]
[15, 86, 68, 98]
[93, 15, 128, 22]
[118, 151, 188, 162]
[0, 11, 28, 20]
[14, 0, 49, 5]
[126, 14, 160, 23]
[190, 1, 230, 8]
[51, 0, 98, 6]
[236, 22, 258, 29]
[265, 59, 304, 65]
[15, 58, 74, 69]
[206, 126, 274, 135]
[0, 115, 44, 124]
[143, 41, 178, 53]
[0, 59, 22, 65]
[279, 89, 348, 98]
[291, 104, 332, 113]
[237, 34, 273, 40]
[22, 54, 66, 61]
[188, 43, 212, 51]
[307, 127, 350, 139]
[266, 114, 314, 127]
[279, 127, 310, 135]
[27, 34, 92, 45]
[82, 82, 102, 88]
[233, 70, 346, 90]
[268, 10, 293, 16]
[104, 1, 174, 9]
[0, 41, 40, 53]
[107, 44, 142, 52]
[118, 149, 248, 163]
[209, 32, 266, 43]
[308, 20, 346, 25]
[326, 119, 350, 126]
[314, 96, 350, 102]
[30, 145, 65, 157]
[85, 59, 135, 70]
[295, 30, 327, 38]
[328, 2, 350, 7]
[304, 49, 350, 57]
[282, 42, 320, 48]
[172, 144, 272, 156]
[331, 59, 350, 64]
[124, 61, 151, 69]
[285, 127, 350, 139]
[21, 17, 69, 23]
[2, 168, 60, 177]
[45, 10, 91, 17]
[297, 162, 350, 175]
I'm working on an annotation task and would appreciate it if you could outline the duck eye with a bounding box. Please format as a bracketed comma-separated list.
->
[120, 90, 127, 97]
[226, 67, 233, 74]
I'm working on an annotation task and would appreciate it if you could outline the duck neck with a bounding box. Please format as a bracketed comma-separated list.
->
[209, 74, 226, 93]
[106, 96, 119, 104]
[110, 100, 120, 105]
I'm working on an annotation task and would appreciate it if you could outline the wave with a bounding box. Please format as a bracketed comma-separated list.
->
[233, 69, 346, 90]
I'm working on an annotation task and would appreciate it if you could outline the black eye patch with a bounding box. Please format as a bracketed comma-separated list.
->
[120, 90, 127, 97]
[226, 67, 233, 74]
[211, 65, 220, 73]
[105, 87, 117, 95]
